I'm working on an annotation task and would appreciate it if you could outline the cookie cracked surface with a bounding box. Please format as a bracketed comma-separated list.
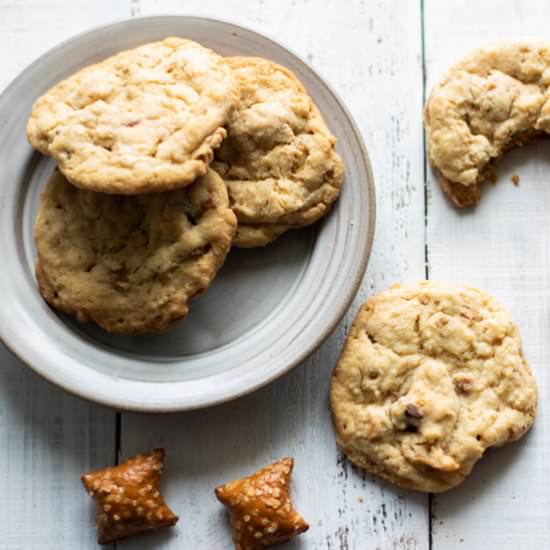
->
[212, 57, 344, 247]
[330, 281, 538, 492]
[27, 37, 238, 194]
[35, 168, 237, 334]
[425, 41, 550, 207]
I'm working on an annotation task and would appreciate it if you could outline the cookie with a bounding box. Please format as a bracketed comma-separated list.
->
[212, 57, 344, 247]
[330, 281, 538, 492]
[81, 449, 178, 544]
[232, 223, 290, 249]
[425, 41, 550, 207]
[27, 38, 238, 194]
[35, 168, 236, 334]
[215, 457, 309, 549]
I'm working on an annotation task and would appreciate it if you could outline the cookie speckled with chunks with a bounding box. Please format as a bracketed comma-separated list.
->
[212, 56, 344, 247]
[215, 457, 309, 549]
[81, 449, 178, 544]
[330, 281, 538, 492]
[35, 168, 236, 334]
[425, 41, 550, 207]
[27, 37, 238, 194]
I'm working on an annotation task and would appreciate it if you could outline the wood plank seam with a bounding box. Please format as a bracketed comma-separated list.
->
[419, 1, 434, 549]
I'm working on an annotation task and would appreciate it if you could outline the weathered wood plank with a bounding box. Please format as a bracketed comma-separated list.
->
[0, 349, 117, 549]
[0, 2, 131, 548]
[120, 1, 428, 548]
[424, 0, 550, 547]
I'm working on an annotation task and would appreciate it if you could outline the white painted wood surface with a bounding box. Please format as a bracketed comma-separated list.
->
[2, 0, 550, 548]
[424, 1, 550, 548]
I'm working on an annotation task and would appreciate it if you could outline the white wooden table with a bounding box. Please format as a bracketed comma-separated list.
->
[1, 1, 550, 548]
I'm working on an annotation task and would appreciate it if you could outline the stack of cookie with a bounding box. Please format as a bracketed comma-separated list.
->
[27, 38, 344, 334]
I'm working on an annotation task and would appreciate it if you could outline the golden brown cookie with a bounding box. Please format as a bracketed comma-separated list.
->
[425, 41, 550, 207]
[81, 449, 178, 544]
[212, 57, 344, 247]
[27, 38, 238, 194]
[330, 281, 538, 492]
[232, 223, 290, 249]
[215, 457, 309, 549]
[35, 168, 236, 334]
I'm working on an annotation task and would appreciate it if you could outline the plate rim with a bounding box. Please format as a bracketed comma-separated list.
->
[0, 14, 376, 413]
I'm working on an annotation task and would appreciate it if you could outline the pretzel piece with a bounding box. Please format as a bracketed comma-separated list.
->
[215, 457, 309, 549]
[81, 448, 178, 544]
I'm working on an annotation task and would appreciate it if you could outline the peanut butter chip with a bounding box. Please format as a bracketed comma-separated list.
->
[81, 449, 178, 544]
[215, 458, 309, 549]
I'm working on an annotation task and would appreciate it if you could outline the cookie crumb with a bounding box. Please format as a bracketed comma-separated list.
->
[511, 174, 520, 186]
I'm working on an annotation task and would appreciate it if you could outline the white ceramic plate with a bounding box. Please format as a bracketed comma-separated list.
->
[0, 16, 375, 412]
